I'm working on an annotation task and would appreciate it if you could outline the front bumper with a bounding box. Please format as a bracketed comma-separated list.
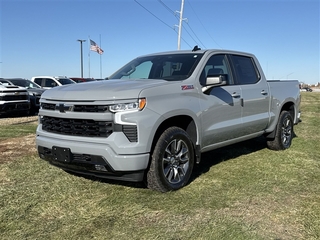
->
[36, 135, 150, 182]
[0, 102, 30, 113]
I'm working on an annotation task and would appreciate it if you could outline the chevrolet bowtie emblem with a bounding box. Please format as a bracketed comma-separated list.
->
[56, 103, 73, 113]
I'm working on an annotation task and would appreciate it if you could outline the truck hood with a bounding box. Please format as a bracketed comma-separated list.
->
[27, 88, 46, 95]
[0, 84, 27, 91]
[41, 79, 173, 101]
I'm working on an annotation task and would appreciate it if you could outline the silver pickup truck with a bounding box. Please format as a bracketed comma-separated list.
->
[36, 49, 301, 192]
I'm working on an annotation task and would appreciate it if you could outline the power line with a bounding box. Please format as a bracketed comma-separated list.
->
[158, 0, 206, 49]
[186, 0, 223, 49]
[134, 0, 174, 30]
[157, 0, 175, 16]
[158, 0, 201, 48]
[135, 0, 222, 50]
[134, 0, 192, 49]
[184, 22, 206, 49]
[157, 0, 189, 49]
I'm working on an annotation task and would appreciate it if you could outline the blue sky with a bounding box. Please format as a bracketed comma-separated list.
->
[1, 0, 319, 84]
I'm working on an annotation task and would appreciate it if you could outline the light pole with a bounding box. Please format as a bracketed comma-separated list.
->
[77, 39, 86, 78]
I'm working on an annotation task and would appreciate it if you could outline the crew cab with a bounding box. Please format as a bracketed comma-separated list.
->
[31, 76, 76, 89]
[36, 49, 301, 192]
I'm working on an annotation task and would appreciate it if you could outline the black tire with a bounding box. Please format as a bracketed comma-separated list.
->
[147, 127, 195, 192]
[267, 111, 294, 150]
[29, 107, 36, 116]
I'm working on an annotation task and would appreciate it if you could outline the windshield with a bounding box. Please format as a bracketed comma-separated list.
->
[0, 80, 12, 86]
[57, 78, 76, 85]
[10, 79, 41, 89]
[109, 53, 203, 81]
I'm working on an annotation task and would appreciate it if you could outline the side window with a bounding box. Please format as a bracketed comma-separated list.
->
[44, 79, 57, 87]
[34, 78, 42, 86]
[200, 54, 231, 86]
[230, 55, 259, 85]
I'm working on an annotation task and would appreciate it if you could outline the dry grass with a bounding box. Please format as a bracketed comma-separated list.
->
[0, 135, 36, 164]
[0, 93, 319, 240]
[0, 116, 37, 164]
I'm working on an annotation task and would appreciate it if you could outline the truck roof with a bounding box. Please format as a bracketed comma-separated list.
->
[139, 49, 255, 58]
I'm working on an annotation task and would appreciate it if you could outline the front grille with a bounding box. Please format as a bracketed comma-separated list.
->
[41, 103, 56, 110]
[74, 105, 109, 112]
[42, 116, 113, 137]
[0, 95, 28, 101]
[41, 103, 109, 112]
[122, 125, 138, 142]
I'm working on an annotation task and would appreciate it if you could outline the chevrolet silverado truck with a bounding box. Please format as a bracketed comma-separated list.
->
[36, 49, 301, 192]
[0, 79, 30, 116]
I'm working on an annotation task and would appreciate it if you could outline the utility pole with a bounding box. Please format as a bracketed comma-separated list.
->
[177, 0, 185, 50]
[77, 39, 86, 78]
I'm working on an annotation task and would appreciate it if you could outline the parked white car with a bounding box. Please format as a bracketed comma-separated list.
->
[31, 76, 75, 89]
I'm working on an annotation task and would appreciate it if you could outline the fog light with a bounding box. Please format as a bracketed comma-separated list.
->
[95, 165, 107, 172]
[38, 115, 43, 124]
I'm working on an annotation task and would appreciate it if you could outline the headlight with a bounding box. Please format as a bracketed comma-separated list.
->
[109, 98, 146, 113]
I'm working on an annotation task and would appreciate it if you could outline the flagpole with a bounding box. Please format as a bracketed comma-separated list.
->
[99, 34, 102, 78]
[88, 36, 91, 78]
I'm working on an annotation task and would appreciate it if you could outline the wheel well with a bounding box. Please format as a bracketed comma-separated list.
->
[154, 115, 196, 143]
[265, 102, 295, 139]
[150, 115, 197, 156]
[281, 102, 295, 119]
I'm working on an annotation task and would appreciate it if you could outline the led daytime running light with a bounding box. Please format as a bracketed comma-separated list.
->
[109, 98, 146, 113]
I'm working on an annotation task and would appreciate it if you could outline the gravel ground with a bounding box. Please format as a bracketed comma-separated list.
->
[0, 115, 38, 126]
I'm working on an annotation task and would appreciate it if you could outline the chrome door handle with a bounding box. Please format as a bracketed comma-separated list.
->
[261, 90, 268, 95]
[231, 92, 240, 98]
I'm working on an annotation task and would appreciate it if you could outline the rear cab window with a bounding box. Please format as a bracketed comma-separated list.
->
[44, 79, 57, 87]
[34, 78, 42, 86]
[230, 55, 260, 85]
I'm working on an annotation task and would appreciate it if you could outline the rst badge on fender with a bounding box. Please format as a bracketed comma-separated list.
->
[181, 85, 194, 90]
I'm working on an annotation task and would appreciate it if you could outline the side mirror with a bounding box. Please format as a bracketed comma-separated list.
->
[201, 74, 227, 93]
[206, 74, 227, 86]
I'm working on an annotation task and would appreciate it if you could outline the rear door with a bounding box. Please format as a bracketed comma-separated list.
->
[230, 55, 270, 136]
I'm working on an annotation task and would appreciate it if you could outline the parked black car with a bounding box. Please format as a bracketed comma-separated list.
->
[303, 87, 313, 92]
[3, 78, 46, 115]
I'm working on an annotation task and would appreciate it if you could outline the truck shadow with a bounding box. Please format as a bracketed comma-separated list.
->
[75, 136, 267, 190]
[191, 136, 268, 181]
[192, 131, 297, 183]
[72, 135, 297, 191]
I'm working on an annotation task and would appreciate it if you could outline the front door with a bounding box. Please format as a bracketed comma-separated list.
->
[200, 85, 242, 146]
[199, 54, 243, 148]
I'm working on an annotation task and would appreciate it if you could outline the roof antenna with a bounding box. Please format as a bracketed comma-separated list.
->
[192, 45, 201, 52]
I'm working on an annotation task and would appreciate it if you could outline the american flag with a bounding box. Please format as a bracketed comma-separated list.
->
[90, 39, 104, 55]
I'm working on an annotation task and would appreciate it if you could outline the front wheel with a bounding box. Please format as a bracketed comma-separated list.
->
[267, 111, 294, 150]
[147, 127, 195, 192]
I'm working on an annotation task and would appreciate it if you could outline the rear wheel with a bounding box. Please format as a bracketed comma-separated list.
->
[267, 111, 293, 150]
[147, 127, 194, 192]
